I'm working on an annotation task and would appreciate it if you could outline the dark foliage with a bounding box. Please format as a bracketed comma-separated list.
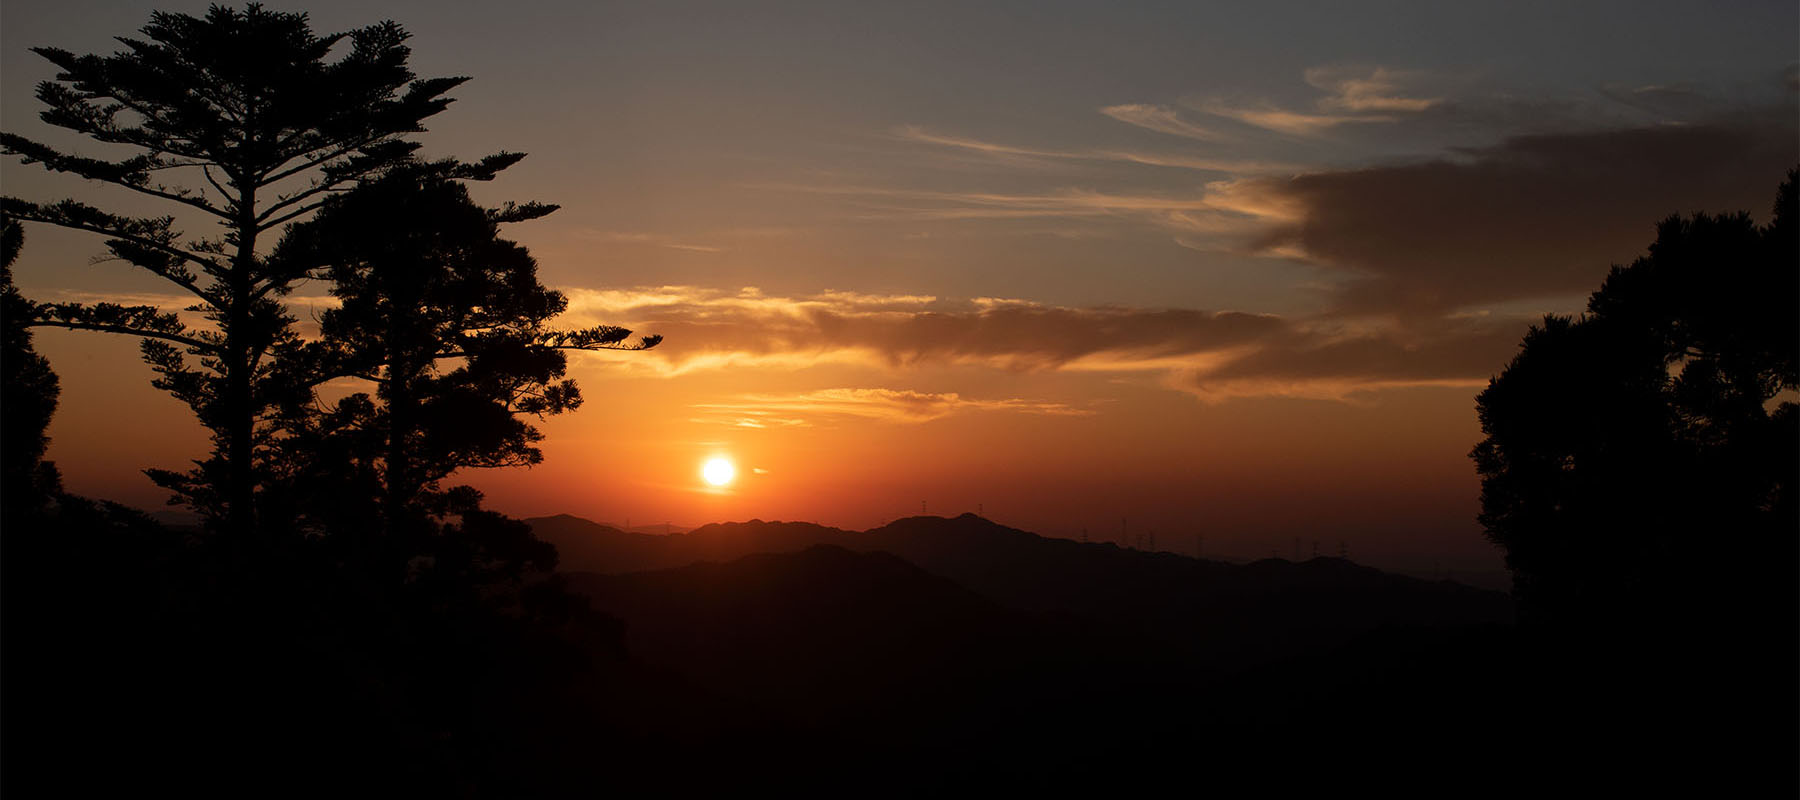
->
[1, 4, 472, 535]
[2, 9, 670, 795]
[1472, 170, 1798, 627]
[254, 162, 657, 603]
[1468, 170, 1799, 795]
[0, 219, 61, 525]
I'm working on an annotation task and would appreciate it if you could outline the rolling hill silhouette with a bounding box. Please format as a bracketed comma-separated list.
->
[539, 516, 1529, 791]
[535, 512, 1512, 669]
[567, 546, 1177, 736]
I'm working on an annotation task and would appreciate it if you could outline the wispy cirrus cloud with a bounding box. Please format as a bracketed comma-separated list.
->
[1193, 65, 1443, 136]
[892, 126, 1073, 166]
[1186, 63, 1788, 144]
[892, 125, 1294, 174]
[1307, 65, 1442, 113]
[1099, 103, 1228, 141]
[576, 230, 725, 253]
[759, 182, 1271, 239]
[689, 388, 1093, 428]
[1195, 104, 1371, 137]
[1091, 149, 1292, 173]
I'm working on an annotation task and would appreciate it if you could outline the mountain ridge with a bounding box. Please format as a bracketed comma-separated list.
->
[535, 512, 1512, 670]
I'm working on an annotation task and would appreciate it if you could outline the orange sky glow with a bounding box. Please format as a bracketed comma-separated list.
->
[6, 0, 1796, 585]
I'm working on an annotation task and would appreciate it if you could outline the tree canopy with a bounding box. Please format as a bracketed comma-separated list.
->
[1, 4, 479, 535]
[1, 5, 657, 539]
[263, 163, 658, 582]
[0, 9, 662, 792]
[1471, 169, 1798, 627]
[1, 219, 63, 526]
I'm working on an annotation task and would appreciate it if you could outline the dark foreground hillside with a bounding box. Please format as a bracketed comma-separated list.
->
[559, 544, 1520, 793]
[3, 508, 1787, 796]
[540, 513, 1794, 795]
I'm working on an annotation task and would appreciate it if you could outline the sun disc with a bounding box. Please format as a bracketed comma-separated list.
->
[702, 458, 736, 486]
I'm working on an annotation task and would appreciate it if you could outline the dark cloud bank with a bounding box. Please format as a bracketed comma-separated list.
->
[1242, 109, 1797, 317]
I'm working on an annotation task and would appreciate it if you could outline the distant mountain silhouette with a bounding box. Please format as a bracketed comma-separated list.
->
[553, 539, 1534, 792]
[534, 512, 1511, 668]
[565, 546, 1176, 735]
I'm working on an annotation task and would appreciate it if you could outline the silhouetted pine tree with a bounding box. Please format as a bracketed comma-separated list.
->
[0, 5, 486, 537]
[0, 12, 652, 794]
[266, 163, 659, 592]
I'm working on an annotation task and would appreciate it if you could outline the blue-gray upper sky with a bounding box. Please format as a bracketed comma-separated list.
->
[8, 1, 1794, 310]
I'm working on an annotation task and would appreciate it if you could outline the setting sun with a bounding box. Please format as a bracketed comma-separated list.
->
[701, 458, 737, 487]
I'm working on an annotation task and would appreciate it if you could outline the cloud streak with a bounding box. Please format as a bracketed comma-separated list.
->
[559, 285, 1545, 400]
[1306, 65, 1442, 113]
[689, 388, 1092, 427]
[34, 284, 1543, 402]
[1100, 104, 1228, 141]
[577, 230, 725, 253]
[1193, 65, 1443, 136]
[762, 182, 1276, 240]
[892, 125, 1293, 174]
[563, 285, 1285, 371]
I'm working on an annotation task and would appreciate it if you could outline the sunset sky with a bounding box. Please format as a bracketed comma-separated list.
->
[4, 0, 1796, 579]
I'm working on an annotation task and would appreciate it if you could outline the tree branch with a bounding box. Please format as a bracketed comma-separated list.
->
[3, 133, 234, 221]
[256, 181, 343, 225]
[257, 200, 331, 232]
[201, 166, 237, 207]
[0, 198, 162, 247]
[258, 135, 386, 188]
[430, 339, 664, 360]
[1, 197, 223, 302]
[27, 319, 214, 350]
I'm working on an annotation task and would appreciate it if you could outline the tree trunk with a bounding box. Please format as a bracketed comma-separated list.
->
[383, 295, 418, 552]
[227, 194, 257, 541]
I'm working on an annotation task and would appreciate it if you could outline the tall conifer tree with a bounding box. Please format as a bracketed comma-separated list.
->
[268, 163, 659, 579]
[1, 5, 493, 535]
